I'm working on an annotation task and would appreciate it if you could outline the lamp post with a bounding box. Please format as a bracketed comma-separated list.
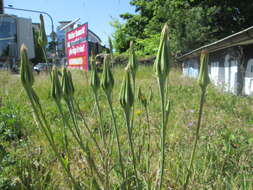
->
[4, 6, 57, 57]
[0, 0, 4, 14]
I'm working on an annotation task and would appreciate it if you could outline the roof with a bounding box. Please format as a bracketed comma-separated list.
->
[59, 21, 72, 24]
[178, 26, 253, 60]
[88, 29, 102, 43]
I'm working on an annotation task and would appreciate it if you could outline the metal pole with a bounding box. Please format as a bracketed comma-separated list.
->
[0, 0, 4, 14]
[4, 6, 57, 56]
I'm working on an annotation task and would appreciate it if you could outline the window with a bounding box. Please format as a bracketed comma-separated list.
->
[0, 16, 17, 58]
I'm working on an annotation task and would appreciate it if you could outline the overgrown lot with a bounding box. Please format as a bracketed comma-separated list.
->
[0, 67, 253, 189]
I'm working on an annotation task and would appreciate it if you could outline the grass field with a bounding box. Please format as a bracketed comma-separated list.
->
[0, 66, 253, 189]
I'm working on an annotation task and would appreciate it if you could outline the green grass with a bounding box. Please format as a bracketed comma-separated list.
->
[0, 66, 253, 189]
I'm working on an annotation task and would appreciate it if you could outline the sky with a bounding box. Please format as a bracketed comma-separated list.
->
[4, 0, 136, 46]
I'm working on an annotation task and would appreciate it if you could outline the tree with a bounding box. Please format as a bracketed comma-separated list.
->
[112, 0, 253, 55]
[110, 19, 130, 53]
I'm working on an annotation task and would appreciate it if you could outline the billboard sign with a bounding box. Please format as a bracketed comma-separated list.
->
[66, 23, 89, 71]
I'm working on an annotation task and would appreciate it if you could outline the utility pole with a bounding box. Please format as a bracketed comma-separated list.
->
[0, 0, 4, 14]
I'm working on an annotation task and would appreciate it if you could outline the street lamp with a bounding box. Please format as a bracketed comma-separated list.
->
[4, 6, 57, 56]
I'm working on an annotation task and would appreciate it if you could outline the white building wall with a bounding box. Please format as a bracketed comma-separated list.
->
[244, 59, 253, 95]
[210, 62, 219, 86]
[17, 17, 35, 59]
[224, 54, 238, 94]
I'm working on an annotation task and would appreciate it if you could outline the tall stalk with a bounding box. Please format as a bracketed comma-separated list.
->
[183, 50, 210, 190]
[101, 55, 125, 182]
[90, 52, 105, 143]
[106, 92, 125, 179]
[158, 79, 166, 190]
[38, 14, 49, 68]
[61, 67, 105, 188]
[120, 69, 139, 187]
[20, 46, 80, 189]
[154, 23, 171, 190]
[128, 41, 138, 132]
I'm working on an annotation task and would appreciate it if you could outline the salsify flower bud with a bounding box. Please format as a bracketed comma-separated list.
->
[90, 51, 100, 92]
[20, 44, 34, 88]
[101, 55, 114, 96]
[154, 23, 171, 81]
[51, 66, 62, 102]
[62, 67, 74, 100]
[128, 41, 138, 79]
[198, 50, 210, 90]
[67, 71, 75, 95]
[137, 87, 147, 107]
[38, 14, 48, 48]
[119, 68, 134, 112]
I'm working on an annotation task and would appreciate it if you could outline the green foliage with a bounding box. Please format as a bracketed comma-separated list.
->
[112, 0, 253, 55]
[110, 19, 130, 53]
[0, 100, 23, 141]
[1, 68, 253, 189]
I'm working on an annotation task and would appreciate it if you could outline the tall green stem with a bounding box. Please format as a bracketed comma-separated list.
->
[106, 94, 125, 181]
[65, 98, 105, 187]
[183, 89, 206, 190]
[158, 78, 166, 190]
[93, 92, 105, 144]
[26, 90, 79, 189]
[124, 109, 139, 187]
[130, 76, 136, 132]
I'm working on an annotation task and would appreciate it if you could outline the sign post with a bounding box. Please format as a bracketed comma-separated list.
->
[66, 23, 89, 71]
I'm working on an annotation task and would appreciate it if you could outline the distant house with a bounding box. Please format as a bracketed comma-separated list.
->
[178, 26, 253, 96]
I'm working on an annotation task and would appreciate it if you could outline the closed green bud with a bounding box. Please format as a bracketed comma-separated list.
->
[119, 68, 134, 112]
[198, 50, 210, 90]
[20, 44, 34, 88]
[51, 66, 62, 102]
[38, 14, 48, 48]
[90, 51, 100, 92]
[67, 71, 75, 95]
[137, 87, 147, 107]
[154, 23, 171, 81]
[101, 55, 114, 96]
[128, 41, 138, 79]
[62, 67, 73, 100]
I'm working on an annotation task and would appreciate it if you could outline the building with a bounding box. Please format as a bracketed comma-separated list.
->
[56, 21, 73, 57]
[32, 22, 40, 32]
[0, 14, 35, 68]
[179, 26, 253, 96]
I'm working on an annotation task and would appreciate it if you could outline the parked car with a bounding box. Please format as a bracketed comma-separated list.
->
[33, 63, 52, 73]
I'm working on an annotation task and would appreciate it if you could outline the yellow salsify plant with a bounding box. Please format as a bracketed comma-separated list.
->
[128, 41, 138, 133]
[119, 67, 139, 187]
[20, 45, 80, 189]
[183, 50, 210, 190]
[60, 67, 106, 188]
[154, 23, 172, 190]
[38, 14, 49, 67]
[101, 55, 126, 185]
[51, 66, 69, 166]
[90, 51, 104, 141]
